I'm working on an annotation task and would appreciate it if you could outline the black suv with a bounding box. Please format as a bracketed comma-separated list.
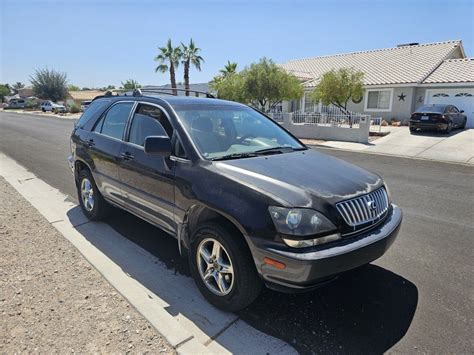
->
[69, 89, 402, 311]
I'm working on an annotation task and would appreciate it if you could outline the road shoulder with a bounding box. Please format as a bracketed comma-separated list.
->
[0, 176, 174, 353]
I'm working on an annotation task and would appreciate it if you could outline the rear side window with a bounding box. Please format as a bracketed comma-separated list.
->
[128, 104, 173, 146]
[76, 99, 111, 128]
[97, 102, 134, 140]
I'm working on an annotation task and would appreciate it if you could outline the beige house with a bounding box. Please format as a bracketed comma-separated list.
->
[279, 40, 474, 127]
[66, 90, 106, 107]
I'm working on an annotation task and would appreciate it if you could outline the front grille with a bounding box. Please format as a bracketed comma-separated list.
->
[336, 187, 389, 227]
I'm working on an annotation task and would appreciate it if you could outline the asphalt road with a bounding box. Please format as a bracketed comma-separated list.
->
[1, 111, 473, 354]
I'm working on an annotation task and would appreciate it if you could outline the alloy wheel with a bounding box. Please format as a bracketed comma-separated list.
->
[80, 178, 95, 212]
[196, 238, 234, 296]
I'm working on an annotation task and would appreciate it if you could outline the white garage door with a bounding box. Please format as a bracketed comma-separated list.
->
[425, 88, 474, 128]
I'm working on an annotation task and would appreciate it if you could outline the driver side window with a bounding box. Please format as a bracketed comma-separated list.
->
[128, 104, 173, 147]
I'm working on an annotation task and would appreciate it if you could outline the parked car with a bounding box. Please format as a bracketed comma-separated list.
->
[7, 99, 26, 108]
[41, 101, 66, 113]
[81, 100, 92, 111]
[410, 104, 467, 133]
[68, 91, 402, 311]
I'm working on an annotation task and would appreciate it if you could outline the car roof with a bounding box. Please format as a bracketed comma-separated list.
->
[93, 94, 246, 108]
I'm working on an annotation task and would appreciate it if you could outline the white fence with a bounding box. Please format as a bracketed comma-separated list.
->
[268, 104, 382, 138]
[267, 105, 372, 143]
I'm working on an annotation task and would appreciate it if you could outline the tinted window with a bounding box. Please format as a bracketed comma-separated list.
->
[416, 105, 445, 113]
[128, 104, 171, 146]
[76, 99, 111, 128]
[100, 102, 134, 140]
[451, 106, 459, 113]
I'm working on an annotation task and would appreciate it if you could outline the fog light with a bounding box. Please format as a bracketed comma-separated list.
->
[282, 233, 341, 248]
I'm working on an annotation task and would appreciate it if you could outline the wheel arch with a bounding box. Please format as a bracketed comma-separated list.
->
[182, 204, 248, 251]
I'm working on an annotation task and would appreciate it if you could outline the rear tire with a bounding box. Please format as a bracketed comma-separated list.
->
[189, 222, 262, 312]
[409, 127, 416, 133]
[444, 121, 453, 134]
[77, 169, 110, 220]
[461, 118, 467, 129]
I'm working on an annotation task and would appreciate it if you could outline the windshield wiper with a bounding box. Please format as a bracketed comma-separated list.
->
[254, 146, 304, 155]
[211, 152, 259, 161]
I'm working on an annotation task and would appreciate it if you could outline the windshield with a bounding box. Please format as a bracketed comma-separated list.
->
[174, 104, 305, 160]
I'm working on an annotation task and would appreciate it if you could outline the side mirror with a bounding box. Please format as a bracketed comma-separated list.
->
[460, 110, 464, 113]
[144, 136, 172, 156]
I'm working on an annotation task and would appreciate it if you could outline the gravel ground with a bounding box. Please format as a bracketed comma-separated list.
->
[0, 177, 174, 353]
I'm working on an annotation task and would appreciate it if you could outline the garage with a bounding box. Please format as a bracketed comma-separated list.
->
[425, 88, 474, 128]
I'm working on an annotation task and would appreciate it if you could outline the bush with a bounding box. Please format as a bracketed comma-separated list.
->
[69, 104, 80, 113]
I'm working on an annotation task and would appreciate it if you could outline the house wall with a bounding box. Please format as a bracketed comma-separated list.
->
[283, 86, 417, 123]
[346, 86, 416, 122]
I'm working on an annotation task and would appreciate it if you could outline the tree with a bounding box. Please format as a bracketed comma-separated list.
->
[68, 84, 80, 91]
[242, 58, 303, 111]
[311, 68, 364, 111]
[181, 39, 204, 96]
[12, 82, 25, 91]
[210, 58, 303, 111]
[219, 61, 238, 78]
[155, 39, 182, 95]
[30, 68, 68, 102]
[210, 72, 247, 103]
[121, 79, 141, 90]
[0, 84, 10, 103]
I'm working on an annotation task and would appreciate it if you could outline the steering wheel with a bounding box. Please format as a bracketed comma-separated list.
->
[236, 134, 256, 143]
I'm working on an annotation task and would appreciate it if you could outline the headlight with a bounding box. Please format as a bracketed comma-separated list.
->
[268, 207, 337, 236]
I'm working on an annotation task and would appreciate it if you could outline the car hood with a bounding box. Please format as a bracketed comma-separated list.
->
[211, 149, 383, 208]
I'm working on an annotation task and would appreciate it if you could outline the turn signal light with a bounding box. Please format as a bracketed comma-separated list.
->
[263, 257, 286, 269]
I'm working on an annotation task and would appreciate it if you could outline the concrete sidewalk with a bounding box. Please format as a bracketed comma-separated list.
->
[305, 127, 474, 165]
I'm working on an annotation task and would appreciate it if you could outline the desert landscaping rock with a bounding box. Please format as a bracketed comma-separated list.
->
[0, 177, 174, 353]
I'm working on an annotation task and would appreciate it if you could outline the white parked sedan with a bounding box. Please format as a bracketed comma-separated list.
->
[41, 101, 66, 113]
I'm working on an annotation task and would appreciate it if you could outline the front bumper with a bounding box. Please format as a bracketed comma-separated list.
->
[67, 156, 75, 175]
[247, 204, 402, 292]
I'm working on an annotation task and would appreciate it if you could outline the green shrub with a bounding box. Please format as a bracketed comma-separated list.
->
[69, 104, 80, 113]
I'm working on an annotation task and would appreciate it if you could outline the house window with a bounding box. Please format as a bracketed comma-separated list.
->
[433, 93, 450, 97]
[365, 89, 393, 111]
[303, 92, 317, 112]
[455, 93, 472, 97]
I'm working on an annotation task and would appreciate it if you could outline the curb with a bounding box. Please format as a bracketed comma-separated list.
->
[1, 109, 79, 120]
[309, 144, 474, 167]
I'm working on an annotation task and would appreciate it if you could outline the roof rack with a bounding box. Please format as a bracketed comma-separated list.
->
[110, 87, 216, 99]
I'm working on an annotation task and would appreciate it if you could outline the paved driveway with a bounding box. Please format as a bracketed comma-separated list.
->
[314, 127, 474, 165]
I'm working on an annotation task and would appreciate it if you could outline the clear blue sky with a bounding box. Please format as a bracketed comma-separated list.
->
[1, 0, 473, 88]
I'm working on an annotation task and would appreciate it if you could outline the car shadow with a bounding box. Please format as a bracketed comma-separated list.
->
[68, 207, 418, 354]
[410, 128, 465, 138]
[240, 266, 418, 354]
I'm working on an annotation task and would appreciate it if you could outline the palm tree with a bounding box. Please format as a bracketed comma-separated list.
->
[155, 39, 182, 95]
[219, 61, 238, 78]
[181, 39, 204, 96]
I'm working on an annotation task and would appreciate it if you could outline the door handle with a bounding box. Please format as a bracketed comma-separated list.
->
[86, 139, 95, 147]
[120, 152, 135, 161]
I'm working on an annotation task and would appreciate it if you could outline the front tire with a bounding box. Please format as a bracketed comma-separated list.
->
[189, 222, 262, 312]
[77, 169, 110, 220]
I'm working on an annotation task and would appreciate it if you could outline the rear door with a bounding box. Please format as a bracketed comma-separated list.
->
[87, 101, 135, 205]
[118, 102, 177, 233]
